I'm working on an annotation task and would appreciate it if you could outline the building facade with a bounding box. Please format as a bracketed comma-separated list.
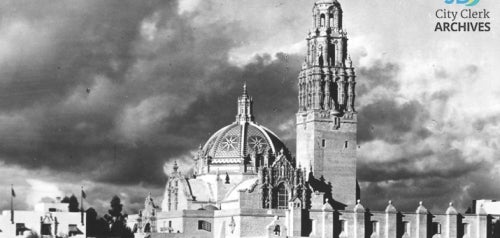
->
[129, 0, 498, 238]
[0, 199, 86, 238]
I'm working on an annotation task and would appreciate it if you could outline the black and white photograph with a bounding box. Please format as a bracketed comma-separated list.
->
[0, 0, 498, 237]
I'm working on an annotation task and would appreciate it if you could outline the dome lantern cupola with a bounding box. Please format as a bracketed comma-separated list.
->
[236, 82, 254, 124]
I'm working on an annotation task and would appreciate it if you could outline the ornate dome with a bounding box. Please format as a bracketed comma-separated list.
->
[200, 84, 289, 164]
[202, 121, 287, 163]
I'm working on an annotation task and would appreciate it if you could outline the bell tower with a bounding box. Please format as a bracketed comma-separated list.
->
[296, 0, 357, 207]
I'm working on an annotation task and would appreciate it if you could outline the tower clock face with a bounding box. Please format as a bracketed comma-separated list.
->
[221, 136, 239, 151]
[248, 136, 267, 150]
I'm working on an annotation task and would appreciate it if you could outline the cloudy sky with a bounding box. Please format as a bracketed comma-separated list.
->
[0, 0, 499, 215]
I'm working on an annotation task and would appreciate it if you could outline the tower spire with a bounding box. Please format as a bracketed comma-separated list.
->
[298, 0, 355, 114]
[236, 82, 254, 124]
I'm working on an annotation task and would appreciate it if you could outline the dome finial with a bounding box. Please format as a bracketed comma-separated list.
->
[315, 0, 337, 4]
[243, 82, 247, 96]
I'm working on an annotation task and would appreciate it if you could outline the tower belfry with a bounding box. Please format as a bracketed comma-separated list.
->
[296, 0, 357, 207]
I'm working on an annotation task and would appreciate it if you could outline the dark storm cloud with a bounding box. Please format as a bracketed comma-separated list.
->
[83, 182, 163, 214]
[0, 0, 301, 189]
[164, 53, 300, 136]
[356, 60, 400, 97]
[0, 0, 169, 110]
[0, 0, 175, 181]
[93, 52, 301, 185]
[358, 99, 430, 143]
[358, 150, 485, 182]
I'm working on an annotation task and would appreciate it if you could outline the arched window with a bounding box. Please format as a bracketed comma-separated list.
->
[262, 187, 269, 208]
[329, 42, 335, 65]
[274, 225, 281, 236]
[277, 183, 288, 209]
[320, 14, 325, 27]
[144, 223, 151, 233]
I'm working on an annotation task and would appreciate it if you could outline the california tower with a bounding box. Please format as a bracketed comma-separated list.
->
[296, 0, 357, 207]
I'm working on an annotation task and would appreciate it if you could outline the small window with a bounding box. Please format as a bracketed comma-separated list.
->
[168, 221, 173, 233]
[41, 224, 52, 236]
[274, 225, 281, 236]
[16, 223, 26, 236]
[432, 222, 441, 234]
[372, 221, 379, 235]
[198, 220, 211, 232]
[403, 221, 410, 235]
[344, 141, 348, 148]
[322, 139, 326, 148]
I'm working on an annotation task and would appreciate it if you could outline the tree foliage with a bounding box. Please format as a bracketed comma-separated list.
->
[106, 195, 134, 238]
[108, 195, 123, 217]
[68, 194, 79, 212]
[86, 207, 110, 237]
[84, 195, 134, 238]
[61, 196, 70, 203]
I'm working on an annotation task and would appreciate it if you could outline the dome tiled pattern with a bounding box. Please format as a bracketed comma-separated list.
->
[202, 122, 286, 162]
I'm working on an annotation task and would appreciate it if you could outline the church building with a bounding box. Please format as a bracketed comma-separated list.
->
[128, 0, 498, 238]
